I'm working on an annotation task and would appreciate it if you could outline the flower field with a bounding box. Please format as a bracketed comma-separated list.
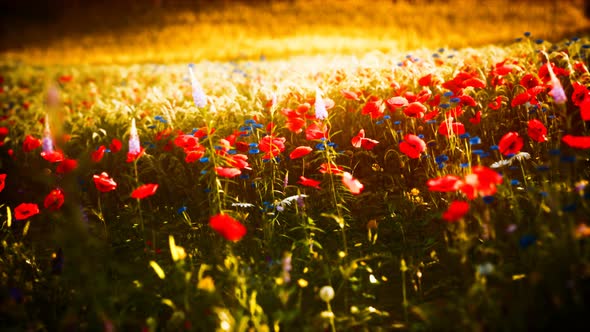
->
[1, 33, 590, 330]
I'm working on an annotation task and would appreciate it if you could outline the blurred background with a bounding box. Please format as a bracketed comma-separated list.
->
[1, 0, 589, 65]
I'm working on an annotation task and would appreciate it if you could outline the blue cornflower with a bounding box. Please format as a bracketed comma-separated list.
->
[435, 154, 449, 164]
[154, 115, 167, 124]
[177, 206, 187, 214]
[443, 91, 454, 97]
[469, 136, 481, 145]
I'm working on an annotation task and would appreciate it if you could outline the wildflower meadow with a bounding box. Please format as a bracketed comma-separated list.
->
[1, 2, 590, 331]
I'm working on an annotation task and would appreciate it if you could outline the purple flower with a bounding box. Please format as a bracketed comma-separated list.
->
[188, 64, 207, 108]
[314, 88, 328, 120]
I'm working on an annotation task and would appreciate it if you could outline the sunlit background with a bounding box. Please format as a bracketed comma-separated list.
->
[1, 0, 589, 65]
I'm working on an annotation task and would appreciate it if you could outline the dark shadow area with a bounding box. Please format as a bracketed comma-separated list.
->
[0, 0, 285, 51]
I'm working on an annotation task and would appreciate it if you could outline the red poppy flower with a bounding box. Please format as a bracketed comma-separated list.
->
[209, 213, 246, 241]
[340, 89, 360, 100]
[305, 123, 328, 141]
[498, 132, 523, 156]
[403, 102, 427, 119]
[185, 148, 205, 163]
[259, 135, 286, 160]
[459, 166, 503, 200]
[44, 188, 65, 211]
[562, 135, 590, 149]
[342, 172, 363, 194]
[511, 91, 531, 108]
[418, 73, 433, 86]
[469, 111, 481, 125]
[438, 118, 465, 137]
[580, 98, 590, 121]
[351, 129, 379, 150]
[126, 147, 145, 163]
[91, 145, 106, 163]
[93, 172, 117, 192]
[0, 173, 6, 192]
[298, 176, 321, 189]
[131, 184, 158, 199]
[399, 134, 426, 159]
[527, 119, 547, 143]
[110, 138, 123, 153]
[290, 146, 313, 159]
[571, 82, 589, 106]
[427, 175, 461, 192]
[319, 162, 343, 175]
[174, 135, 200, 150]
[23, 135, 42, 152]
[442, 201, 469, 222]
[0, 127, 8, 140]
[423, 109, 440, 121]
[228, 154, 250, 169]
[519, 73, 541, 89]
[282, 106, 308, 134]
[488, 96, 503, 110]
[14, 203, 40, 220]
[215, 167, 241, 178]
[56, 158, 78, 174]
[385, 96, 409, 112]
[361, 96, 384, 119]
[41, 150, 65, 163]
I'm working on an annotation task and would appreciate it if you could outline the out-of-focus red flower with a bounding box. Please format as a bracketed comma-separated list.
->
[184, 146, 205, 163]
[209, 213, 246, 241]
[41, 150, 65, 163]
[319, 162, 343, 175]
[305, 123, 327, 141]
[228, 154, 250, 169]
[361, 96, 384, 119]
[58, 75, 73, 83]
[91, 145, 106, 163]
[520, 73, 541, 89]
[259, 135, 286, 160]
[469, 111, 482, 125]
[298, 176, 321, 189]
[527, 119, 547, 143]
[488, 96, 503, 110]
[131, 184, 158, 199]
[44, 188, 65, 211]
[459, 166, 503, 200]
[56, 158, 78, 174]
[562, 135, 590, 149]
[23, 135, 42, 152]
[403, 102, 427, 119]
[427, 175, 461, 192]
[340, 89, 360, 101]
[442, 201, 469, 222]
[0, 127, 8, 141]
[418, 73, 433, 86]
[174, 135, 200, 150]
[93, 172, 117, 192]
[498, 132, 523, 156]
[126, 147, 145, 163]
[580, 98, 590, 121]
[14, 203, 40, 220]
[385, 96, 409, 112]
[351, 129, 379, 150]
[399, 134, 426, 159]
[438, 118, 465, 137]
[0, 173, 6, 192]
[110, 138, 123, 153]
[214, 166, 241, 178]
[290, 146, 313, 159]
[342, 172, 363, 194]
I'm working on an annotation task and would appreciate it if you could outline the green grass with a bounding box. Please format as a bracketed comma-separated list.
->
[1, 2, 590, 331]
